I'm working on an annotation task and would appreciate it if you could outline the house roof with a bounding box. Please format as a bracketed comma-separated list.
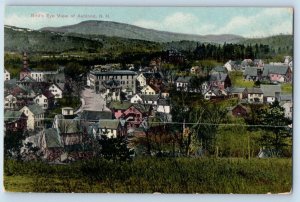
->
[209, 73, 228, 82]
[108, 101, 132, 110]
[176, 76, 192, 83]
[91, 70, 137, 76]
[246, 87, 263, 94]
[55, 116, 82, 134]
[158, 98, 170, 106]
[243, 67, 258, 77]
[141, 94, 160, 102]
[142, 72, 163, 80]
[280, 94, 292, 102]
[44, 128, 63, 148]
[211, 66, 227, 73]
[262, 65, 289, 76]
[132, 104, 151, 114]
[260, 85, 281, 97]
[4, 110, 24, 122]
[80, 110, 112, 121]
[227, 87, 245, 94]
[26, 104, 44, 115]
[20, 76, 36, 82]
[99, 119, 120, 129]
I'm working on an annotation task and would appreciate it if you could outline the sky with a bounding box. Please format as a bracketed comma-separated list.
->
[4, 6, 293, 37]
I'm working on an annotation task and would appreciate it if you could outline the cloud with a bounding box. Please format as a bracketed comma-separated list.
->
[213, 8, 293, 37]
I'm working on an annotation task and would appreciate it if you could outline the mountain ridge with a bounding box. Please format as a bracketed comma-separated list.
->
[40, 20, 244, 44]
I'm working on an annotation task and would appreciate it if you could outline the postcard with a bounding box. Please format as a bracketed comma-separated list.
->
[3, 6, 293, 194]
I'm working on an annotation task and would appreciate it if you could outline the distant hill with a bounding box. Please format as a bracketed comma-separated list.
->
[40, 20, 244, 44]
[240, 35, 293, 55]
[4, 25, 162, 54]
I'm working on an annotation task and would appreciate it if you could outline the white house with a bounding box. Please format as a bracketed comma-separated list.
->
[4, 69, 11, 80]
[34, 94, 48, 110]
[141, 85, 157, 95]
[157, 99, 171, 114]
[224, 60, 234, 71]
[98, 119, 120, 138]
[20, 104, 44, 130]
[136, 73, 147, 87]
[4, 94, 17, 110]
[130, 94, 143, 104]
[62, 107, 74, 116]
[245, 87, 264, 103]
[260, 85, 281, 104]
[49, 83, 63, 99]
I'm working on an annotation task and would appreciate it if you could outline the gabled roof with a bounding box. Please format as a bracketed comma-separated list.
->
[246, 87, 263, 94]
[99, 119, 120, 129]
[25, 104, 44, 115]
[4, 110, 25, 122]
[141, 94, 160, 102]
[209, 73, 228, 82]
[80, 110, 112, 121]
[132, 104, 151, 113]
[262, 65, 289, 76]
[20, 76, 36, 82]
[44, 128, 63, 148]
[55, 116, 82, 134]
[243, 67, 258, 77]
[227, 87, 245, 94]
[260, 85, 281, 97]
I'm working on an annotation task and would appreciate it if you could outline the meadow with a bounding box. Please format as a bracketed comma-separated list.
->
[4, 157, 292, 193]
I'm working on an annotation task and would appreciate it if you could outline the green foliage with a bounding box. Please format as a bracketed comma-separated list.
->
[4, 158, 292, 193]
[98, 136, 134, 162]
[281, 83, 293, 94]
[4, 131, 26, 159]
[229, 71, 255, 88]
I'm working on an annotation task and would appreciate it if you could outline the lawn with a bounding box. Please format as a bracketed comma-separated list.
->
[281, 83, 293, 94]
[4, 157, 292, 193]
[229, 71, 254, 88]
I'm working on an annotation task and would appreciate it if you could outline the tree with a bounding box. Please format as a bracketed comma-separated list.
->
[98, 136, 134, 162]
[4, 131, 26, 159]
[258, 101, 292, 156]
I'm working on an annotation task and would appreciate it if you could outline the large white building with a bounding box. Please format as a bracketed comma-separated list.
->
[88, 70, 137, 94]
[20, 104, 44, 130]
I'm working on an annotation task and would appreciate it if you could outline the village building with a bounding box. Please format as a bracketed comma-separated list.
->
[157, 99, 171, 114]
[209, 72, 231, 90]
[260, 85, 281, 103]
[262, 65, 292, 83]
[244, 87, 264, 103]
[243, 67, 262, 81]
[4, 94, 17, 110]
[226, 87, 245, 100]
[141, 84, 159, 95]
[4, 110, 27, 132]
[49, 83, 63, 99]
[98, 119, 121, 138]
[4, 69, 10, 80]
[39, 128, 63, 161]
[88, 70, 137, 94]
[20, 104, 44, 130]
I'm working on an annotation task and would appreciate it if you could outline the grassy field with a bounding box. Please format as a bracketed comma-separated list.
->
[4, 157, 292, 193]
[229, 71, 254, 88]
[281, 83, 293, 94]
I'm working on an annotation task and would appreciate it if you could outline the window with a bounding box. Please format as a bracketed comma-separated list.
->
[36, 99, 39, 103]
[44, 99, 47, 102]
